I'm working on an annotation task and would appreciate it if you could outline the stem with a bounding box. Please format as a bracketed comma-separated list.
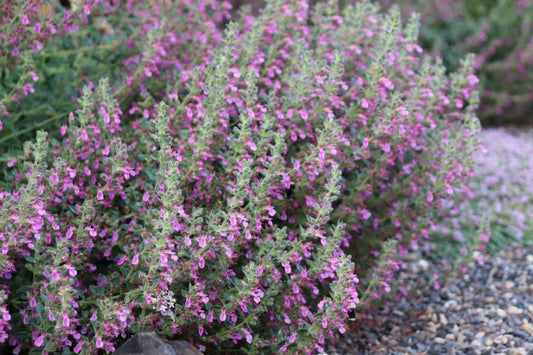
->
[37, 43, 120, 57]
[0, 112, 69, 145]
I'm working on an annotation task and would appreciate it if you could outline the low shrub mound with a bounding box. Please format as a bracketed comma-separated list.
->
[0, 0, 480, 354]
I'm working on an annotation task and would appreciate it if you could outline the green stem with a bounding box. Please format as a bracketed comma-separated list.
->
[0, 112, 69, 145]
[37, 43, 120, 57]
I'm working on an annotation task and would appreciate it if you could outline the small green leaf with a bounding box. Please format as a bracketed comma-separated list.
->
[89, 285, 104, 297]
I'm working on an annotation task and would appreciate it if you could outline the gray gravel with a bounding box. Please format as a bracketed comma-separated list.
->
[326, 243, 533, 354]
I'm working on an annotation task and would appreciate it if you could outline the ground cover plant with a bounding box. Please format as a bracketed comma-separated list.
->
[376, 0, 533, 126]
[0, 0, 480, 354]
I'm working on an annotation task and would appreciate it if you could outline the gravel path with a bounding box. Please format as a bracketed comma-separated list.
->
[326, 243, 533, 354]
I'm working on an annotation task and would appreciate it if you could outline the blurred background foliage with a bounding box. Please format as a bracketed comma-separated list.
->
[376, 0, 533, 127]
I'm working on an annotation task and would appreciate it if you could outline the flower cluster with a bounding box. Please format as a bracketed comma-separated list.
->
[0, 0, 479, 354]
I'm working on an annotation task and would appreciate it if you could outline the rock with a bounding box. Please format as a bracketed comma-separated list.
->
[444, 300, 458, 309]
[474, 331, 485, 339]
[113, 332, 203, 355]
[167, 340, 204, 355]
[418, 259, 429, 271]
[507, 306, 523, 315]
[523, 323, 532, 333]
[434, 337, 446, 345]
[494, 335, 508, 344]
[496, 308, 507, 317]
[504, 281, 515, 289]
[470, 339, 482, 348]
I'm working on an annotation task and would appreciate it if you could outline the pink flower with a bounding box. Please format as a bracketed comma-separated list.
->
[30, 71, 39, 82]
[7, 158, 17, 167]
[95, 336, 103, 348]
[245, 330, 252, 344]
[49, 172, 59, 183]
[220, 309, 226, 322]
[62, 314, 70, 327]
[283, 262, 291, 274]
[142, 192, 150, 202]
[382, 282, 391, 293]
[51, 267, 60, 281]
[199, 235, 207, 248]
[360, 209, 371, 220]
[265, 205, 276, 216]
[289, 332, 296, 343]
[34, 335, 44, 347]
[74, 341, 83, 353]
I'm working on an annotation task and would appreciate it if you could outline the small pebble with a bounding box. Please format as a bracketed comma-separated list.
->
[508, 306, 523, 315]
[471, 339, 482, 348]
[505, 281, 515, 289]
[434, 337, 446, 345]
[328, 242, 533, 354]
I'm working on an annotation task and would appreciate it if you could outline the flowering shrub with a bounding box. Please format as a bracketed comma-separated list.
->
[377, 0, 533, 126]
[0, 0, 480, 354]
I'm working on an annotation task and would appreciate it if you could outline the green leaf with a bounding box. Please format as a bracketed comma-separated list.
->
[297, 328, 309, 336]
[30, 348, 44, 355]
[35, 302, 44, 315]
[134, 293, 146, 304]
[89, 285, 104, 297]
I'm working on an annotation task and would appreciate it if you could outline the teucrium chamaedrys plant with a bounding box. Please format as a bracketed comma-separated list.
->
[0, 0, 479, 354]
